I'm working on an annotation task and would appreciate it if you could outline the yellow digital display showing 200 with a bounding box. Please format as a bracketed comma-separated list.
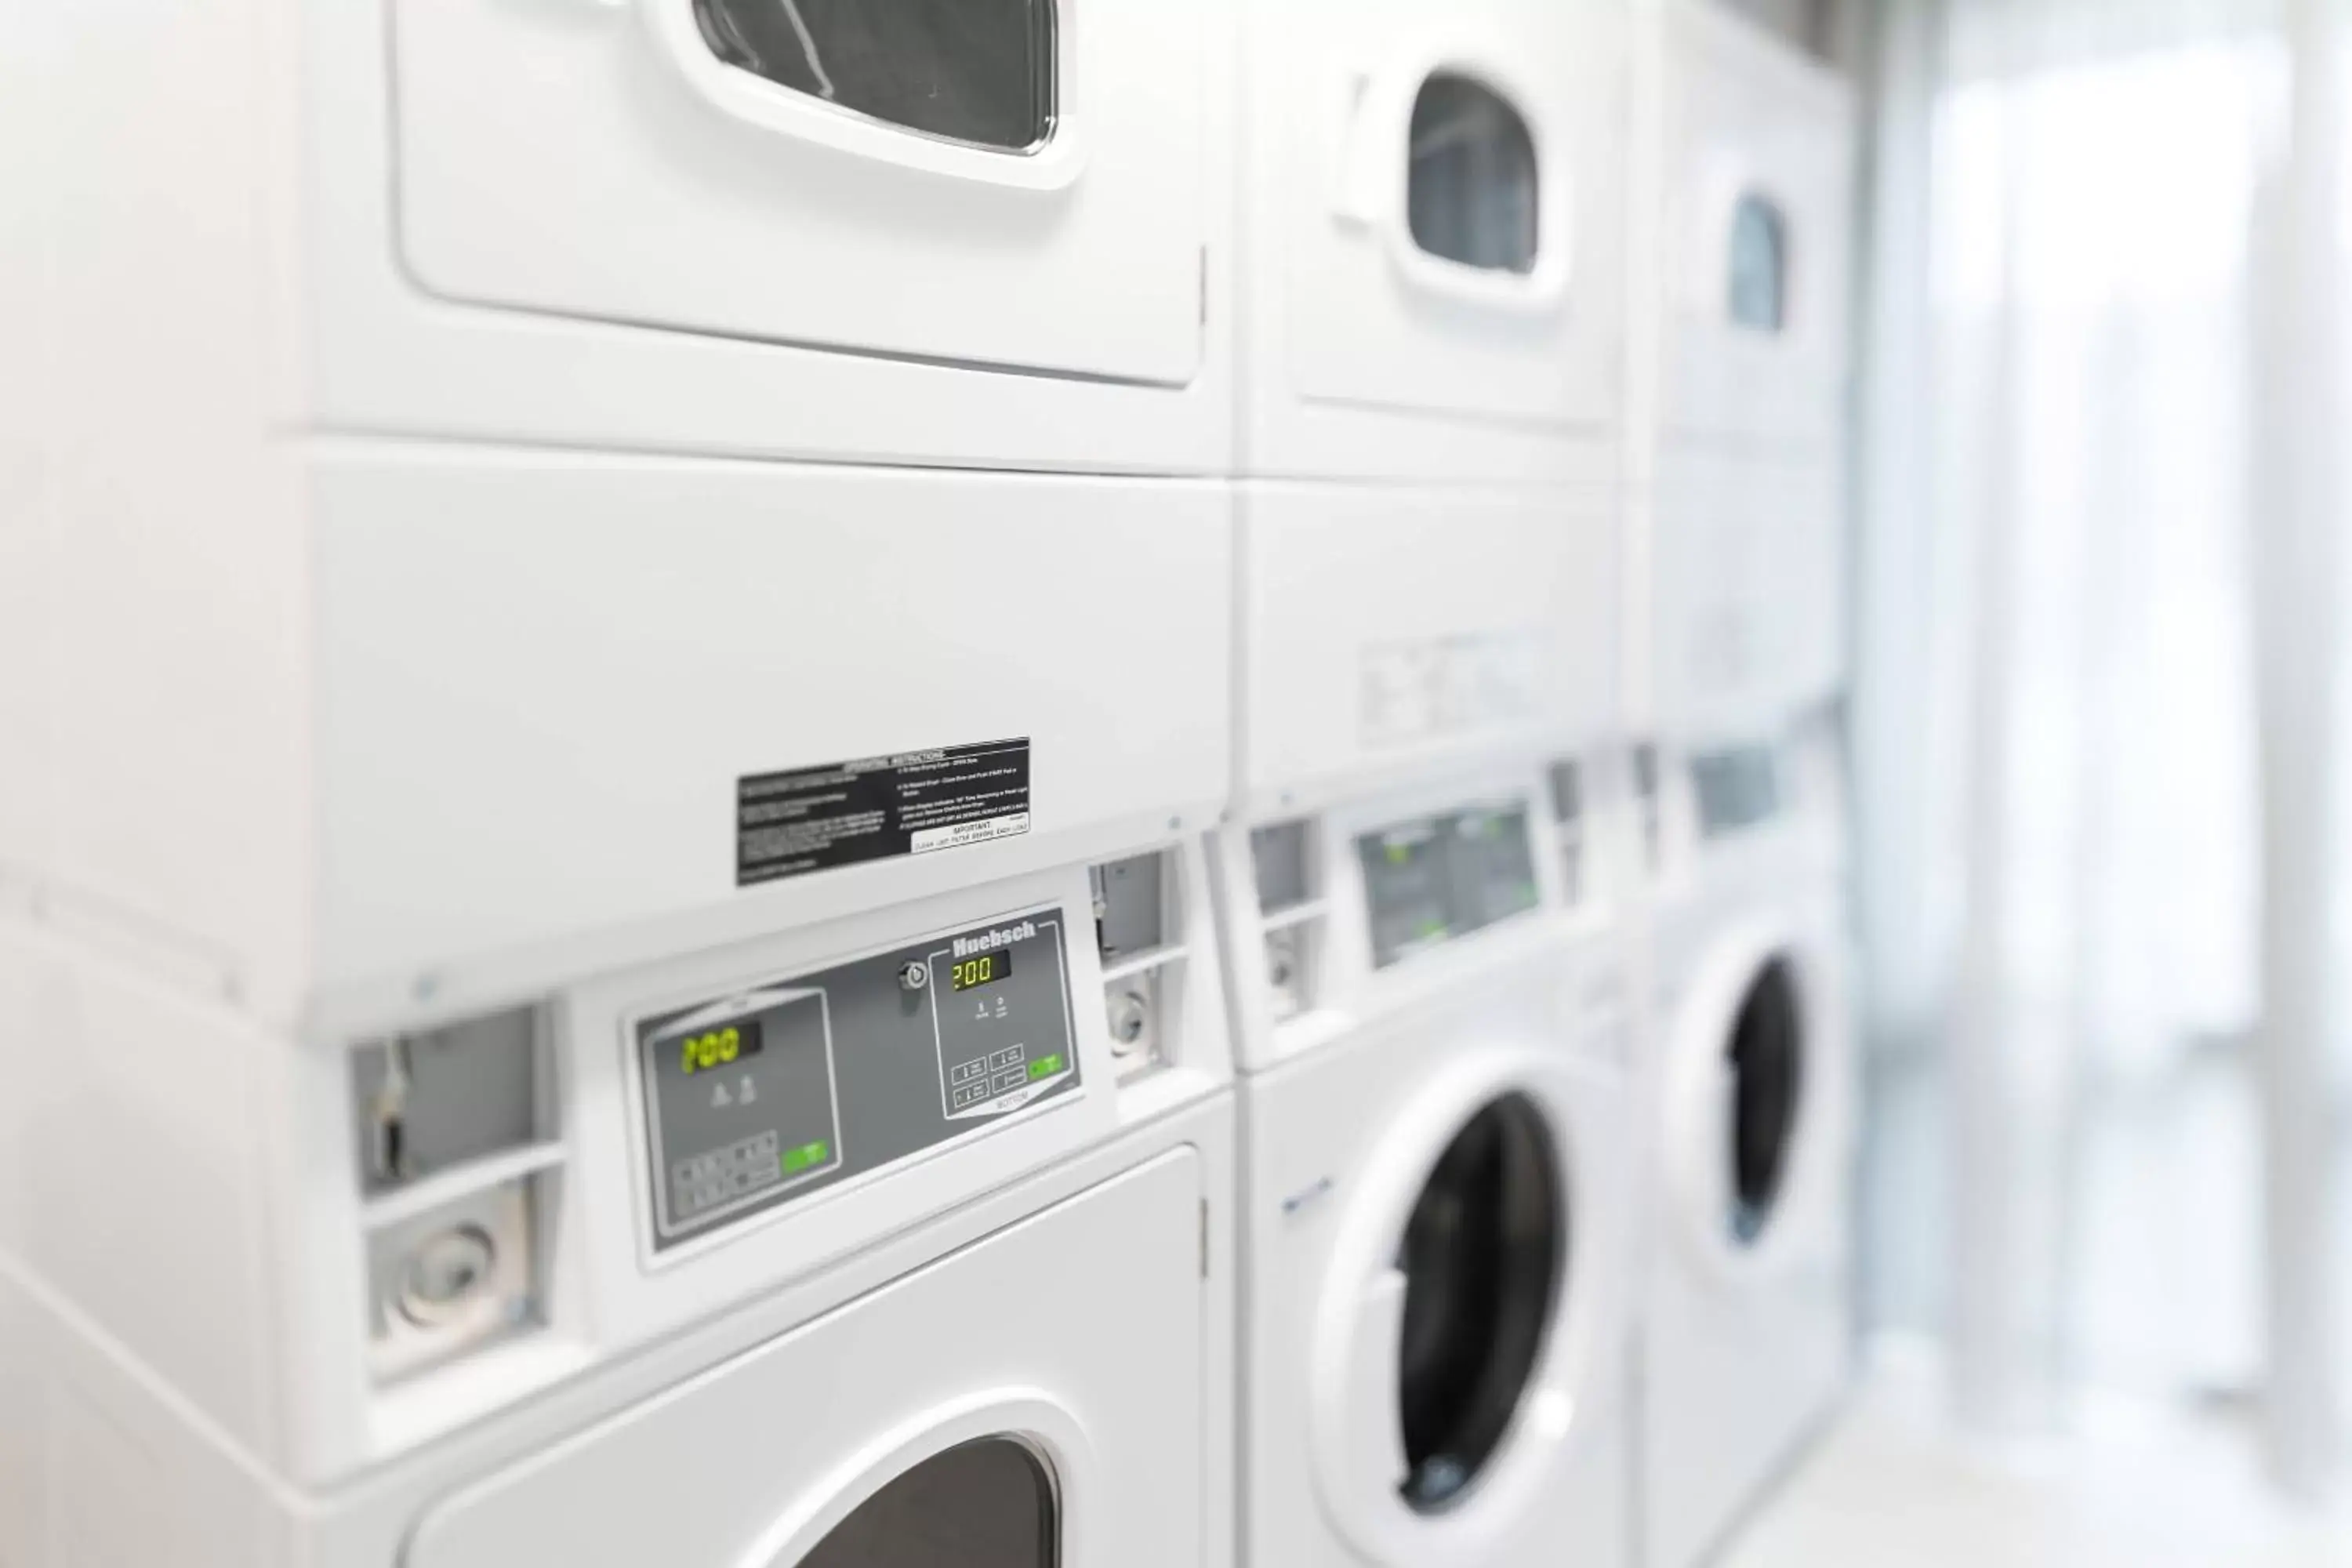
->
[950, 951, 1013, 991]
[679, 1021, 765, 1076]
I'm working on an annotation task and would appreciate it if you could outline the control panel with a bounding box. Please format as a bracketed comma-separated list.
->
[1357, 804, 1541, 968]
[635, 909, 1080, 1250]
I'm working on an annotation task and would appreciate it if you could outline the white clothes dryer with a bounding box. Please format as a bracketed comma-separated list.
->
[1634, 1, 1855, 750]
[5, 0, 1245, 1033]
[0, 0, 1234, 502]
[1214, 765, 1635, 1568]
[1238, 0, 1628, 483]
[1657, 1, 1855, 451]
[0, 851, 1236, 1567]
[1635, 737, 1853, 1568]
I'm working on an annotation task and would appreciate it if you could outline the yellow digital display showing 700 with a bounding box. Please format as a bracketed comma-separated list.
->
[950, 951, 1014, 991]
[679, 1020, 765, 1076]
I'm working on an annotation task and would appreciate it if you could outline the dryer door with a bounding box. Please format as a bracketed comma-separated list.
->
[1272, 0, 1623, 432]
[403, 1149, 1205, 1568]
[1312, 1054, 1625, 1566]
[388, 0, 1210, 386]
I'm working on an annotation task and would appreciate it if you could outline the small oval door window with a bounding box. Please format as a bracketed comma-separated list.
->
[1395, 1093, 1566, 1512]
[1406, 74, 1541, 275]
[1727, 193, 1791, 332]
[798, 1436, 1059, 1566]
[693, 0, 1056, 154]
[1726, 958, 1802, 1246]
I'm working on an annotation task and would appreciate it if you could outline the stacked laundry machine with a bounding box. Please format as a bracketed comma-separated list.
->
[0, 2, 1243, 1564]
[0, 2, 1859, 1566]
[1220, 2, 1639, 1565]
[1623, 5, 1860, 1567]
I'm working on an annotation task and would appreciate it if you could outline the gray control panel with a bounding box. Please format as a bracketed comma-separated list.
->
[637, 909, 1080, 1250]
[1359, 804, 1541, 968]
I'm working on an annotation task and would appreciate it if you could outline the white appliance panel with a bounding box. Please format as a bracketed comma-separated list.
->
[309, 455, 1231, 991]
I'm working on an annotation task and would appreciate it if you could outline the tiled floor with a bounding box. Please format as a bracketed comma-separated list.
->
[1722, 1354, 2352, 1568]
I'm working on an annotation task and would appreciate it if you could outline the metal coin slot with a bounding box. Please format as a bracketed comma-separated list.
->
[365, 1178, 538, 1384]
[397, 1225, 498, 1328]
[1265, 929, 1309, 1022]
[1108, 989, 1152, 1052]
[1105, 971, 1165, 1082]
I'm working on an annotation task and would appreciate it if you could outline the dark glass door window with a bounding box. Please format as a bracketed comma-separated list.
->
[1728, 193, 1791, 332]
[693, 0, 1055, 153]
[798, 1437, 1058, 1566]
[1406, 74, 1541, 274]
[1726, 958, 1802, 1246]
[1395, 1093, 1566, 1512]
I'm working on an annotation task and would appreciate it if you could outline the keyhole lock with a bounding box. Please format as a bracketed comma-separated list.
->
[899, 962, 929, 993]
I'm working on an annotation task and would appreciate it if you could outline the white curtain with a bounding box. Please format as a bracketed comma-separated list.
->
[1849, 0, 2350, 1489]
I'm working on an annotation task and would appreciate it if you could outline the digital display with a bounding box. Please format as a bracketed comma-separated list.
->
[678, 1019, 765, 1076]
[950, 951, 1014, 991]
[1359, 805, 1539, 969]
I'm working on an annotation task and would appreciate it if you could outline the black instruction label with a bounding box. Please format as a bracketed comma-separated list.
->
[737, 739, 1033, 887]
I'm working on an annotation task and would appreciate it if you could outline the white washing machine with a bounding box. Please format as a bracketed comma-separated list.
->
[1215, 765, 1634, 1568]
[0, 843, 1237, 1566]
[1237, 0, 1627, 484]
[1634, 731, 1853, 1568]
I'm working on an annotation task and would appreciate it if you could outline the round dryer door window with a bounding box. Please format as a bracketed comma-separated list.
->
[1393, 1093, 1566, 1511]
[1726, 957, 1803, 1246]
[799, 1437, 1058, 1567]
